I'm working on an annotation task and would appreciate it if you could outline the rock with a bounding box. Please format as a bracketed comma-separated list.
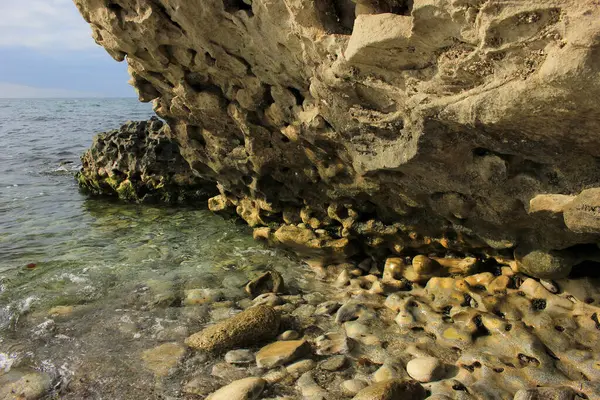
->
[373, 363, 408, 382]
[245, 271, 285, 298]
[286, 359, 316, 377]
[77, 118, 216, 203]
[252, 293, 283, 307]
[185, 305, 280, 352]
[0, 370, 52, 400]
[48, 305, 74, 316]
[529, 194, 575, 215]
[341, 379, 368, 397]
[314, 301, 341, 316]
[406, 357, 445, 383]
[314, 332, 352, 355]
[256, 340, 310, 368]
[277, 330, 300, 341]
[184, 288, 223, 305]
[140, 342, 186, 377]
[336, 301, 367, 324]
[76, 0, 600, 275]
[564, 188, 600, 233]
[352, 379, 427, 400]
[513, 386, 576, 400]
[514, 248, 575, 279]
[206, 377, 266, 400]
[184, 375, 223, 396]
[297, 371, 327, 400]
[383, 258, 405, 281]
[540, 279, 559, 294]
[319, 355, 347, 371]
[225, 349, 255, 365]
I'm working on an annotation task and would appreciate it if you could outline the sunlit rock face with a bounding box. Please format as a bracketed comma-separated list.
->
[74, 0, 600, 275]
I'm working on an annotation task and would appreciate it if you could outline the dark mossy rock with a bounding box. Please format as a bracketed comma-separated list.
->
[77, 117, 217, 203]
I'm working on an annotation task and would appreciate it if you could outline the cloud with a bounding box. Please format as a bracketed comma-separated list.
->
[0, 0, 97, 51]
[0, 82, 101, 98]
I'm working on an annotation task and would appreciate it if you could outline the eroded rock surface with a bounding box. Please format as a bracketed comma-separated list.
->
[73, 1, 600, 273]
[77, 117, 216, 203]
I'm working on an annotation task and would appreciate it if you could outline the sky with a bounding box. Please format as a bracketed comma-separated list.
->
[0, 0, 135, 98]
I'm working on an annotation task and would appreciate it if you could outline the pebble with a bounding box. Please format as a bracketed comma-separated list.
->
[0, 370, 52, 400]
[320, 355, 347, 371]
[252, 293, 282, 307]
[352, 379, 426, 400]
[540, 279, 559, 294]
[286, 359, 316, 377]
[206, 377, 266, 400]
[513, 386, 576, 400]
[211, 362, 250, 381]
[336, 301, 366, 324]
[256, 340, 310, 368]
[48, 305, 74, 316]
[140, 342, 186, 377]
[314, 331, 352, 355]
[225, 349, 255, 365]
[245, 271, 284, 298]
[184, 375, 223, 396]
[297, 371, 327, 399]
[373, 363, 408, 382]
[406, 356, 444, 383]
[277, 330, 300, 341]
[314, 301, 341, 316]
[341, 379, 368, 397]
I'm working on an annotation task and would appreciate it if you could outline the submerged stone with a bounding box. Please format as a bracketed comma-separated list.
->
[185, 305, 280, 352]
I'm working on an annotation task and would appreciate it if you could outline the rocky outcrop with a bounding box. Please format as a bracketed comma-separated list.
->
[74, 0, 600, 277]
[77, 117, 216, 203]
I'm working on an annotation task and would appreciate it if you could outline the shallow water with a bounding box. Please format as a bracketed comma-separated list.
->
[0, 98, 317, 398]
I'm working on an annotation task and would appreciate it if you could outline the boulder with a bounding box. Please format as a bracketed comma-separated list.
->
[185, 305, 280, 352]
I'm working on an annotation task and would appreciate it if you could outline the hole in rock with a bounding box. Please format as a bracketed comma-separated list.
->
[531, 298, 547, 311]
[107, 2, 123, 13]
[517, 353, 540, 366]
[287, 87, 305, 106]
[452, 382, 468, 392]
[388, 0, 414, 15]
[555, 326, 565, 332]
[505, 324, 512, 331]
[472, 315, 490, 339]
[570, 260, 600, 278]
[493, 367, 504, 373]
[222, 0, 253, 15]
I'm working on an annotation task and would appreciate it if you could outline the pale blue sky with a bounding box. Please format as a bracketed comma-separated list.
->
[0, 0, 135, 98]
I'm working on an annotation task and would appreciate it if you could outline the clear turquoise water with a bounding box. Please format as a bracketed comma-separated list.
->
[0, 98, 314, 398]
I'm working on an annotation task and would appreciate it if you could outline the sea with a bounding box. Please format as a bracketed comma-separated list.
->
[0, 98, 312, 398]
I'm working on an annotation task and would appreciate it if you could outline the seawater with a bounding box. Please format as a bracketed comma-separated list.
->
[0, 98, 315, 398]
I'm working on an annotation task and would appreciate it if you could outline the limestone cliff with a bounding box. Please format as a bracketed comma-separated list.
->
[74, 0, 600, 277]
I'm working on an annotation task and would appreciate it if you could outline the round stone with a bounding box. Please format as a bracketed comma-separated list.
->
[225, 349, 255, 365]
[406, 357, 444, 383]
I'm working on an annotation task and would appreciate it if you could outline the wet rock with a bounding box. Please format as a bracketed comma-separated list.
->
[286, 359, 316, 378]
[336, 301, 367, 324]
[341, 379, 368, 397]
[352, 379, 427, 400]
[185, 305, 280, 352]
[206, 377, 266, 400]
[0, 370, 52, 400]
[540, 279, 559, 294]
[225, 349, 255, 365]
[252, 293, 283, 307]
[48, 305, 74, 316]
[513, 386, 576, 400]
[514, 248, 574, 279]
[320, 355, 347, 371]
[373, 363, 408, 382]
[140, 342, 186, 377]
[278, 330, 300, 341]
[406, 357, 445, 383]
[184, 375, 223, 396]
[383, 257, 405, 281]
[245, 271, 285, 298]
[256, 340, 310, 368]
[184, 288, 223, 305]
[297, 371, 327, 400]
[314, 332, 352, 355]
[77, 118, 216, 203]
[211, 362, 251, 381]
[315, 301, 341, 316]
